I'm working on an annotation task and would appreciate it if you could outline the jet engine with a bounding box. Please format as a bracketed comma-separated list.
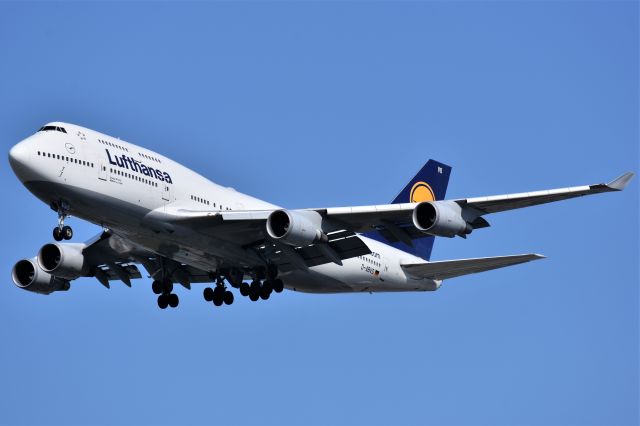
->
[412, 201, 473, 238]
[12, 257, 70, 295]
[37, 243, 87, 280]
[266, 209, 328, 246]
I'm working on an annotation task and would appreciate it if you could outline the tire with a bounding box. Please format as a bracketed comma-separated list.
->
[213, 291, 224, 306]
[157, 295, 169, 309]
[262, 280, 273, 293]
[53, 227, 62, 241]
[62, 226, 73, 240]
[223, 291, 234, 305]
[249, 291, 259, 302]
[203, 287, 214, 302]
[273, 279, 284, 293]
[260, 286, 270, 300]
[239, 282, 250, 296]
[152, 280, 162, 294]
[168, 293, 179, 308]
[163, 280, 173, 294]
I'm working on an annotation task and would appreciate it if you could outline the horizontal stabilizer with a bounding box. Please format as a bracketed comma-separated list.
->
[401, 254, 545, 281]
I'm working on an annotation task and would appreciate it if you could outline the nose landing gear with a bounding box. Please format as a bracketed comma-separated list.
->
[52, 204, 73, 241]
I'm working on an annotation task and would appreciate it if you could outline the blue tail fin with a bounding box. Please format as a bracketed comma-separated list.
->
[363, 159, 452, 260]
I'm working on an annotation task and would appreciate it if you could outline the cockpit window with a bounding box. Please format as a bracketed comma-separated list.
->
[38, 125, 67, 134]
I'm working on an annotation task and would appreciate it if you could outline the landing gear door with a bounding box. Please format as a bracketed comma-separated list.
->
[98, 160, 107, 181]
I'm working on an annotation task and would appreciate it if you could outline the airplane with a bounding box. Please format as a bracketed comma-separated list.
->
[8, 122, 634, 310]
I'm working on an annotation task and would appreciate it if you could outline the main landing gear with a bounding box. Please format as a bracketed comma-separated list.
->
[203, 277, 234, 308]
[238, 265, 284, 302]
[152, 278, 179, 309]
[52, 204, 73, 241]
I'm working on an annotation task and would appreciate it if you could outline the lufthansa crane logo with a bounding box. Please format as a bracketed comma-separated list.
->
[410, 181, 435, 202]
[65, 143, 76, 154]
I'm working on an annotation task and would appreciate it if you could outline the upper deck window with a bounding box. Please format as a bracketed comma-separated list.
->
[38, 126, 67, 134]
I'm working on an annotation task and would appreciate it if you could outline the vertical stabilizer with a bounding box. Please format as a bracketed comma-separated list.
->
[364, 159, 452, 260]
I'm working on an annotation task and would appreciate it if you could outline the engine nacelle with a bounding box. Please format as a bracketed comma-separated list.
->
[266, 209, 328, 247]
[11, 257, 70, 295]
[412, 201, 473, 238]
[37, 243, 87, 280]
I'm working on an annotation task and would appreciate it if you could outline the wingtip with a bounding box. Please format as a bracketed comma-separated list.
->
[531, 253, 546, 260]
[607, 172, 635, 191]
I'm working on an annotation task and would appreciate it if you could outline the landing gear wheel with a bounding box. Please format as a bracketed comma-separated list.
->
[162, 280, 173, 294]
[151, 280, 162, 294]
[168, 293, 179, 308]
[260, 285, 271, 300]
[157, 294, 169, 309]
[203, 287, 214, 302]
[249, 281, 260, 301]
[53, 227, 63, 241]
[223, 291, 234, 305]
[61, 226, 73, 240]
[273, 278, 284, 293]
[213, 287, 224, 306]
[239, 282, 250, 296]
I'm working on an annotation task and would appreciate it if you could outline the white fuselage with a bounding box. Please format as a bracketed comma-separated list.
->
[10, 122, 440, 293]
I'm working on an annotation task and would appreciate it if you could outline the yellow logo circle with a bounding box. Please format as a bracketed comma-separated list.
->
[410, 181, 435, 202]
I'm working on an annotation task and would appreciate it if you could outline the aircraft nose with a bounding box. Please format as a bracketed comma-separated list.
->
[8, 140, 32, 182]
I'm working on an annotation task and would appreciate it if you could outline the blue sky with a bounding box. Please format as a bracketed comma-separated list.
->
[0, 2, 637, 425]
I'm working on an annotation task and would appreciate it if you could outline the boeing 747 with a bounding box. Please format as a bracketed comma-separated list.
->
[8, 122, 634, 309]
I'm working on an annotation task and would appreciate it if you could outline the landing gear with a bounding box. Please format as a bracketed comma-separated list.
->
[249, 280, 260, 301]
[239, 282, 250, 297]
[52, 204, 73, 241]
[203, 277, 234, 308]
[224, 290, 234, 305]
[156, 279, 178, 309]
[238, 265, 285, 303]
[273, 278, 284, 293]
[167, 293, 179, 308]
[157, 293, 179, 309]
[157, 294, 169, 309]
[203, 287, 214, 301]
[260, 284, 271, 300]
[244, 279, 280, 302]
[52, 225, 72, 241]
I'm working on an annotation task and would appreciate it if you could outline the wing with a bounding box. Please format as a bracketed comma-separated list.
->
[318, 171, 635, 230]
[401, 254, 545, 280]
[160, 172, 633, 249]
[456, 171, 635, 214]
[79, 231, 215, 288]
[153, 208, 372, 269]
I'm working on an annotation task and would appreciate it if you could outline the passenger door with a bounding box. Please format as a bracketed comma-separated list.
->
[98, 160, 108, 181]
[161, 183, 171, 202]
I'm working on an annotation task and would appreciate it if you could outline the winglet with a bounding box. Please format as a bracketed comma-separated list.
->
[607, 172, 635, 191]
